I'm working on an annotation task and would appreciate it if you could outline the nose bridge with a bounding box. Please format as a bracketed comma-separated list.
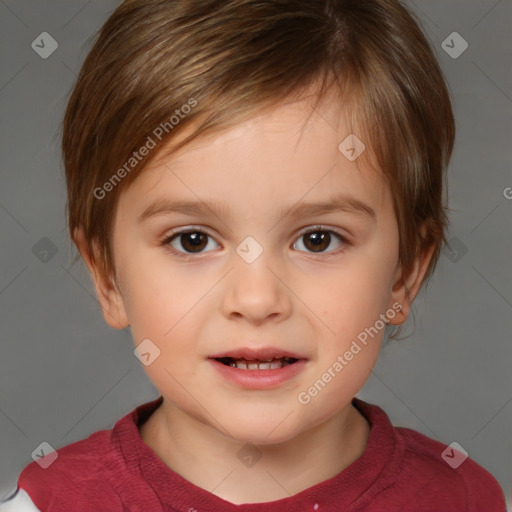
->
[222, 235, 291, 322]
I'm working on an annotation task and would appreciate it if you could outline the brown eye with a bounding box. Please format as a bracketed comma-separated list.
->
[293, 229, 346, 254]
[304, 231, 330, 252]
[167, 230, 218, 254]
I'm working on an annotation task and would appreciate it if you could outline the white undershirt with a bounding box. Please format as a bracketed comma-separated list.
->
[0, 489, 41, 512]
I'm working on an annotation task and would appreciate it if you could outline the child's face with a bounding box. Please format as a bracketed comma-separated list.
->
[99, 94, 412, 444]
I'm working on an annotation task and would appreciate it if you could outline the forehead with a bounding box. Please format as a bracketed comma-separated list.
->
[116, 93, 390, 224]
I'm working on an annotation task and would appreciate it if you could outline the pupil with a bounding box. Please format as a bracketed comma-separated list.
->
[182, 232, 206, 252]
[306, 231, 329, 252]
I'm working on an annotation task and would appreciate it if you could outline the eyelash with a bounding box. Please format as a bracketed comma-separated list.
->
[161, 225, 350, 258]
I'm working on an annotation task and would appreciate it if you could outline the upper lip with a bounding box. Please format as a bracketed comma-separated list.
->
[208, 347, 306, 361]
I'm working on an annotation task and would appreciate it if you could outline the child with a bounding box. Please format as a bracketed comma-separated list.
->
[2, 0, 506, 510]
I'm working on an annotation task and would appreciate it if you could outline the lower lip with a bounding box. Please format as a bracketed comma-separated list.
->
[208, 359, 307, 389]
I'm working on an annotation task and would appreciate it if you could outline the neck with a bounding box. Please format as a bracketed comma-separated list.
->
[140, 400, 370, 505]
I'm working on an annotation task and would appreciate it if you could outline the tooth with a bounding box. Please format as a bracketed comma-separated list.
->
[227, 358, 290, 370]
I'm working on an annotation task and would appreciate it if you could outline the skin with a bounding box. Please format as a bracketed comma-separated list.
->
[76, 89, 434, 505]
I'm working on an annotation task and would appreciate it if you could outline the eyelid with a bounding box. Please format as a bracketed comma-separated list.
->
[293, 225, 350, 255]
[161, 226, 219, 260]
[297, 224, 349, 239]
[162, 224, 350, 257]
[164, 224, 216, 238]
[162, 224, 219, 249]
[162, 224, 349, 242]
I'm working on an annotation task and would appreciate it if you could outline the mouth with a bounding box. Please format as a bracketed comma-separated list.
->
[214, 356, 298, 370]
[207, 347, 307, 389]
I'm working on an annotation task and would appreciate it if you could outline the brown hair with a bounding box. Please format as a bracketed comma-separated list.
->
[62, 0, 455, 323]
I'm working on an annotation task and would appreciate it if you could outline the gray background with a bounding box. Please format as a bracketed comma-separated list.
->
[1, 0, 511, 506]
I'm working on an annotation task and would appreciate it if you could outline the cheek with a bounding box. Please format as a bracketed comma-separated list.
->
[121, 260, 214, 378]
[305, 257, 395, 339]
[122, 263, 208, 400]
[117, 241, 195, 320]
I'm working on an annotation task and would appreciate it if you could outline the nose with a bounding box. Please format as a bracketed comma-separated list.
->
[220, 245, 292, 325]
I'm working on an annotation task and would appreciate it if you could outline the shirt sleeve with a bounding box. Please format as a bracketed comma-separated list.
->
[0, 488, 42, 512]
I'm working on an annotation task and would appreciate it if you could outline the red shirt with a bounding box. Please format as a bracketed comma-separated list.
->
[6, 396, 506, 511]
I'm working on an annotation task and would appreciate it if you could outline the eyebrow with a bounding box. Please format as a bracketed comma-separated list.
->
[138, 195, 376, 224]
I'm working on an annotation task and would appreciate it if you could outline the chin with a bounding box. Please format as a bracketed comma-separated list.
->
[219, 414, 302, 446]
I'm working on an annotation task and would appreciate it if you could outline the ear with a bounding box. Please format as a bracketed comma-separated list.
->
[74, 227, 130, 330]
[387, 237, 436, 325]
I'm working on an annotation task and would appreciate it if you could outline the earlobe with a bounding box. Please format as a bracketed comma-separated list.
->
[73, 227, 130, 330]
[388, 242, 436, 325]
